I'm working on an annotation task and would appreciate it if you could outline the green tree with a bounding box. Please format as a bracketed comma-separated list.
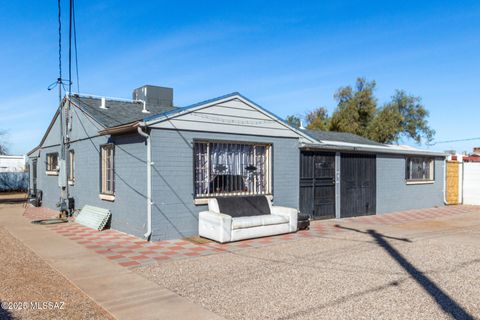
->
[306, 107, 330, 130]
[285, 115, 301, 128]
[330, 78, 377, 136]
[390, 90, 435, 143]
[366, 104, 402, 143]
[300, 78, 435, 144]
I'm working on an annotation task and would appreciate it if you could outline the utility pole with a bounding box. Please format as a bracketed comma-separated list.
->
[49, 0, 76, 218]
[57, 0, 70, 217]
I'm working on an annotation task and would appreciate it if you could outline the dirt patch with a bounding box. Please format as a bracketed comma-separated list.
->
[183, 236, 214, 244]
[0, 192, 27, 200]
[0, 226, 113, 320]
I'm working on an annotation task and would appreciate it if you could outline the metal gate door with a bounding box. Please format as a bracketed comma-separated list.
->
[299, 151, 336, 220]
[341, 153, 376, 217]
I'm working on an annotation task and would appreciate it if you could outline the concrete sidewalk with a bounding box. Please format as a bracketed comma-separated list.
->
[0, 204, 223, 320]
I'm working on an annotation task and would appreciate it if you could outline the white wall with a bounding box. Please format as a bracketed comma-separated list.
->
[463, 162, 480, 205]
[0, 156, 26, 172]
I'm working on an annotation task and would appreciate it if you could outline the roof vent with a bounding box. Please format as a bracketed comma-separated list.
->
[139, 100, 150, 113]
[100, 97, 107, 109]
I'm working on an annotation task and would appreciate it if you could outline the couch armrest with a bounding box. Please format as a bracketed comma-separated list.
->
[199, 211, 232, 243]
[270, 206, 298, 232]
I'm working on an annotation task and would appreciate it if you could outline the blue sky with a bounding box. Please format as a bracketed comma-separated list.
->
[0, 1, 479, 155]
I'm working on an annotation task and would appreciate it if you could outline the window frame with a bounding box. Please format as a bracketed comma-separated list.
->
[193, 139, 273, 202]
[46, 152, 59, 175]
[99, 144, 115, 199]
[68, 149, 75, 184]
[405, 156, 435, 184]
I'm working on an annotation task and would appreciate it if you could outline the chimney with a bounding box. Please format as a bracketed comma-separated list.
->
[132, 85, 174, 112]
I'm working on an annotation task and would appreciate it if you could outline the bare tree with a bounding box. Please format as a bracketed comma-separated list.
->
[0, 130, 8, 155]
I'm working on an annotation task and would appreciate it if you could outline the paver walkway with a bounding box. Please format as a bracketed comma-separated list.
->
[1, 204, 223, 320]
[22, 205, 477, 269]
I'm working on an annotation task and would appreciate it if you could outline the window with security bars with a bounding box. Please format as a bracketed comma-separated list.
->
[405, 157, 434, 181]
[194, 141, 272, 198]
[100, 144, 115, 194]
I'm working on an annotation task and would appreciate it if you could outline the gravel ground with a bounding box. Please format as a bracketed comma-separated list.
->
[136, 210, 480, 320]
[0, 226, 113, 320]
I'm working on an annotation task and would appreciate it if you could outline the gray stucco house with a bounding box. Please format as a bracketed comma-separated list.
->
[27, 85, 446, 241]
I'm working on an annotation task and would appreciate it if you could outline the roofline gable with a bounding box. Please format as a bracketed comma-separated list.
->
[142, 92, 317, 143]
[27, 96, 107, 156]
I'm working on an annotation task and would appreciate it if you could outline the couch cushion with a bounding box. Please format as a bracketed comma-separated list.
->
[231, 214, 288, 230]
[216, 196, 270, 218]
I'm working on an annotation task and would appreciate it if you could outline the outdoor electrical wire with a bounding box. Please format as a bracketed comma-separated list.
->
[73, 0, 80, 93]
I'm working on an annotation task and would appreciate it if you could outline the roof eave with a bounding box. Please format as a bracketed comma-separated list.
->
[300, 143, 447, 157]
[98, 121, 140, 135]
[26, 145, 40, 157]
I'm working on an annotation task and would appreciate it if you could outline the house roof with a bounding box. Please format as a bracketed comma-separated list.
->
[301, 129, 384, 146]
[69, 94, 177, 128]
[27, 92, 446, 158]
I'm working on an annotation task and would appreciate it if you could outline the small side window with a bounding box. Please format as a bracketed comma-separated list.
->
[46, 153, 59, 175]
[68, 150, 75, 184]
[405, 157, 434, 182]
[100, 144, 115, 196]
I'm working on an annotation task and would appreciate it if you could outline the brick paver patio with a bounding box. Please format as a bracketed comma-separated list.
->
[23, 205, 477, 269]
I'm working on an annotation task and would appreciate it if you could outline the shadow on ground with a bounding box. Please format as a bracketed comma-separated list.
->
[335, 224, 474, 320]
[0, 300, 14, 320]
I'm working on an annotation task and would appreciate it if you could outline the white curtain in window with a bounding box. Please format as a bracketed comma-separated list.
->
[194, 142, 268, 196]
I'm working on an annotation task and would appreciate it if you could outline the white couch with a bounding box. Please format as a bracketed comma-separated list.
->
[199, 196, 297, 243]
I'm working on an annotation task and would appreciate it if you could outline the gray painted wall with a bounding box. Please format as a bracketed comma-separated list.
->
[34, 145, 62, 209]
[149, 129, 300, 241]
[67, 134, 148, 237]
[149, 97, 306, 139]
[31, 134, 148, 237]
[28, 105, 148, 238]
[376, 154, 444, 214]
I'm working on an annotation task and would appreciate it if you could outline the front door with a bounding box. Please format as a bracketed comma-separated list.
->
[299, 151, 336, 220]
[340, 153, 376, 217]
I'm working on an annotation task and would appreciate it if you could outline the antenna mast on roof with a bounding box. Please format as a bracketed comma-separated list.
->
[47, 0, 76, 217]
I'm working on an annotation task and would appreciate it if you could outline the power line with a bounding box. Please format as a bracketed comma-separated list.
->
[58, 0, 62, 85]
[72, 0, 80, 93]
[427, 137, 480, 146]
[68, 0, 72, 97]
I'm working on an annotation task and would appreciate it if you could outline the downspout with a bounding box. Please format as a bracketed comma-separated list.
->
[443, 158, 449, 205]
[137, 125, 152, 240]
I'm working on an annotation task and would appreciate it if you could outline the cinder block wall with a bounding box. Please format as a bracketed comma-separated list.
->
[32, 133, 148, 238]
[150, 129, 300, 241]
[68, 134, 148, 237]
[376, 155, 445, 214]
[34, 145, 62, 209]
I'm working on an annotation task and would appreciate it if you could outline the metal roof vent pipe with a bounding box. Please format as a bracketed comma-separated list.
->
[138, 100, 150, 113]
[100, 97, 107, 109]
